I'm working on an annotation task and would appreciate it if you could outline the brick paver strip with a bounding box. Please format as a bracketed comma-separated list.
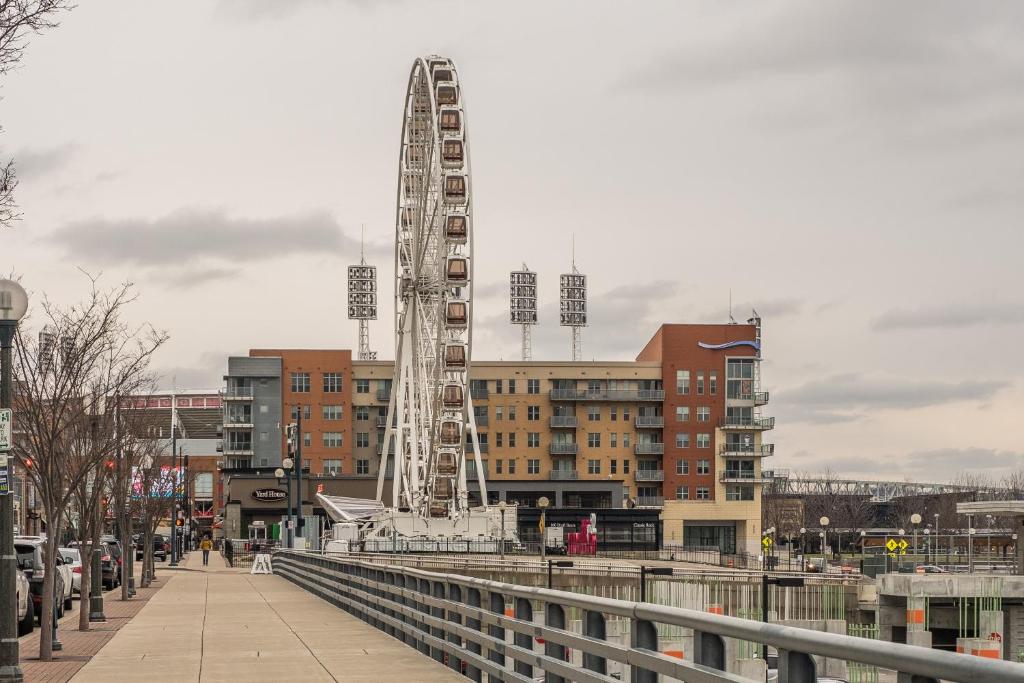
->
[18, 563, 175, 683]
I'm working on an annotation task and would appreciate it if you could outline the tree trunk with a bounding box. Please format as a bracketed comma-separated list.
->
[119, 510, 131, 600]
[39, 512, 60, 661]
[78, 538, 92, 631]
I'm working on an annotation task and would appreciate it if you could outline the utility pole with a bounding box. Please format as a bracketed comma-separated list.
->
[0, 279, 28, 683]
[295, 411, 303, 548]
[169, 402, 179, 567]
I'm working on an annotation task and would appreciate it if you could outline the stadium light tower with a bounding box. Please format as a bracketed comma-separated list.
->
[510, 265, 537, 361]
[560, 246, 586, 361]
[348, 234, 378, 361]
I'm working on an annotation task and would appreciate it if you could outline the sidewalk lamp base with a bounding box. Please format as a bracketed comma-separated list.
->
[0, 664, 24, 683]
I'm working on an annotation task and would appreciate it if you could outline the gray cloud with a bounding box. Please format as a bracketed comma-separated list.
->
[48, 208, 387, 268]
[155, 350, 238, 391]
[215, 0, 398, 21]
[775, 373, 1010, 423]
[14, 143, 77, 179]
[872, 304, 1024, 331]
[149, 266, 240, 289]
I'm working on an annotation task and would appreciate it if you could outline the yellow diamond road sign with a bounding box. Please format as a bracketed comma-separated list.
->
[762, 536, 773, 548]
[886, 539, 897, 552]
[898, 539, 909, 552]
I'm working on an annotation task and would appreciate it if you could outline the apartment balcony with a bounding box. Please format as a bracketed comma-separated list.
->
[719, 471, 767, 483]
[474, 415, 489, 428]
[720, 443, 774, 457]
[635, 496, 664, 508]
[635, 415, 664, 428]
[376, 416, 389, 428]
[549, 470, 579, 481]
[549, 443, 579, 456]
[220, 458, 253, 472]
[550, 416, 579, 429]
[634, 470, 665, 482]
[634, 443, 664, 455]
[720, 416, 775, 431]
[222, 419, 253, 429]
[754, 391, 769, 406]
[549, 389, 665, 402]
[470, 387, 489, 401]
[471, 442, 490, 454]
[376, 389, 391, 402]
[222, 445, 253, 456]
[375, 443, 396, 456]
[222, 386, 253, 401]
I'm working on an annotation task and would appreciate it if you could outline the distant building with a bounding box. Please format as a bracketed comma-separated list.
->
[219, 322, 772, 554]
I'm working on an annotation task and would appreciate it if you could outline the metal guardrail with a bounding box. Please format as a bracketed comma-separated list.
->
[720, 416, 775, 430]
[634, 443, 664, 455]
[272, 551, 1024, 683]
[549, 416, 578, 428]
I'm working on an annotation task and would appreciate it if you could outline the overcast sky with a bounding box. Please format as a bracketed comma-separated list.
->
[2, 1, 1022, 482]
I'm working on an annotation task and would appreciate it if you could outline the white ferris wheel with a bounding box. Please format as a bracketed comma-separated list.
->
[377, 56, 487, 522]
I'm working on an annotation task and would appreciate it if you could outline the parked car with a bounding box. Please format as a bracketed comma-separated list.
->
[134, 533, 168, 562]
[15, 538, 72, 619]
[915, 564, 948, 574]
[804, 559, 823, 573]
[99, 536, 123, 590]
[59, 547, 84, 594]
[15, 568, 33, 636]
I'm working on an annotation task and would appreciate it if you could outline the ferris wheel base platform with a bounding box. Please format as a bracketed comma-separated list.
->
[356, 507, 518, 554]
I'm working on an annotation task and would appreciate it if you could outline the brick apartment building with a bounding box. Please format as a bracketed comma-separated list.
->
[218, 322, 772, 554]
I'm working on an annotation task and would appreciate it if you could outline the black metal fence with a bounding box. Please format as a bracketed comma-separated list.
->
[222, 538, 281, 568]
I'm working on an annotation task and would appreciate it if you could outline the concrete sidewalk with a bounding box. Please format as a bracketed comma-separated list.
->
[71, 550, 462, 682]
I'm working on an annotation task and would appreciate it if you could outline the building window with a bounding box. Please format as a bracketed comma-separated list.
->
[496, 379, 503, 394]
[623, 406, 630, 421]
[696, 486, 710, 500]
[623, 459, 630, 474]
[587, 459, 601, 474]
[290, 405, 311, 421]
[527, 405, 540, 421]
[508, 432, 516, 448]
[610, 459, 618, 474]
[496, 432, 503, 447]
[696, 372, 705, 395]
[356, 379, 369, 394]
[610, 407, 617, 421]
[495, 406, 504, 421]
[527, 379, 540, 394]
[291, 372, 310, 393]
[676, 370, 690, 395]
[622, 433, 630, 448]
[587, 432, 601, 448]
[303, 432, 311, 447]
[495, 459, 503, 474]
[508, 459, 516, 474]
[323, 372, 344, 393]
[697, 459, 710, 474]
[356, 459, 369, 475]
[697, 406, 710, 423]
[527, 432, 540, 448]
[323, 432, 344, 448]
[697, 433, 710, 449]
[710, 371, 718, 396]
[610, 433, 618, 448]
[508, 379, 516, 394]
[726, 485, 755, 501]
[676, 459, 689, 475]
[355, 406, 369, 421]
[676, 486, 689, 500]
[588, 406, 600, 421]
[356, 432, 369, 448]
[675, 432, 690, 448]
[508, 405, 517, 420]
[676, 406, 689, 422]
[528, 458, 539, 474]
[323, 405, 343, 420]
[323, 459, 342, 475]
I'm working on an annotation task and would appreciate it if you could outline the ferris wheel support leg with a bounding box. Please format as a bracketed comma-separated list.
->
[466, 393, 487, 506]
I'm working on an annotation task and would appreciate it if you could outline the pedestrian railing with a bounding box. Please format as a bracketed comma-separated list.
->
[222, 538, 281, 568]
[272, 551, 1023, 683]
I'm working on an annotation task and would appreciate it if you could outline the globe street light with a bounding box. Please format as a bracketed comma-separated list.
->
[0, 279, 27, 683]
[538, 496, 550, 562]
[282, 457, 295, 547]
[820, 517, 830, 572]
[911, 513, 922, 559]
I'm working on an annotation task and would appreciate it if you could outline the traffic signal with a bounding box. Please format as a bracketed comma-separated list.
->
[105, 459, 115, 469]
[175, 518, 184, 527]
[23, 457, 32, 469]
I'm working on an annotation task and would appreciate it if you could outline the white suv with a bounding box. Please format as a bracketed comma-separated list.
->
[16, 569, 33, 635]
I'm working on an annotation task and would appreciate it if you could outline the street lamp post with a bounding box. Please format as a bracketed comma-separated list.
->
[281, 458, 294, 548]
[538, 496, 550, 563]
[934, 513, 940, 557]
[923, 527, 931, 564]
[911, 513, 922, 562]
[799, 527, 806, 571]
[820, 516, 830, 572]
[498, 500, 507, 560]
[0, 279, 27, 683]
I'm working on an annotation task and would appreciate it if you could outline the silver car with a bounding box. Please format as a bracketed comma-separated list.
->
[59, 547, 83, 594]
[16, 569, 33, 636]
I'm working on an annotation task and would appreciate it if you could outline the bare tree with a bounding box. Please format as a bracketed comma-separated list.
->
[68, 460, 109, 631]
[0, 1, 74, 227]
[11, 279, 167, 659]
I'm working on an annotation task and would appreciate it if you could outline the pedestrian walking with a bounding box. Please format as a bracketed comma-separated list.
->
[200, 535, 213, 566]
